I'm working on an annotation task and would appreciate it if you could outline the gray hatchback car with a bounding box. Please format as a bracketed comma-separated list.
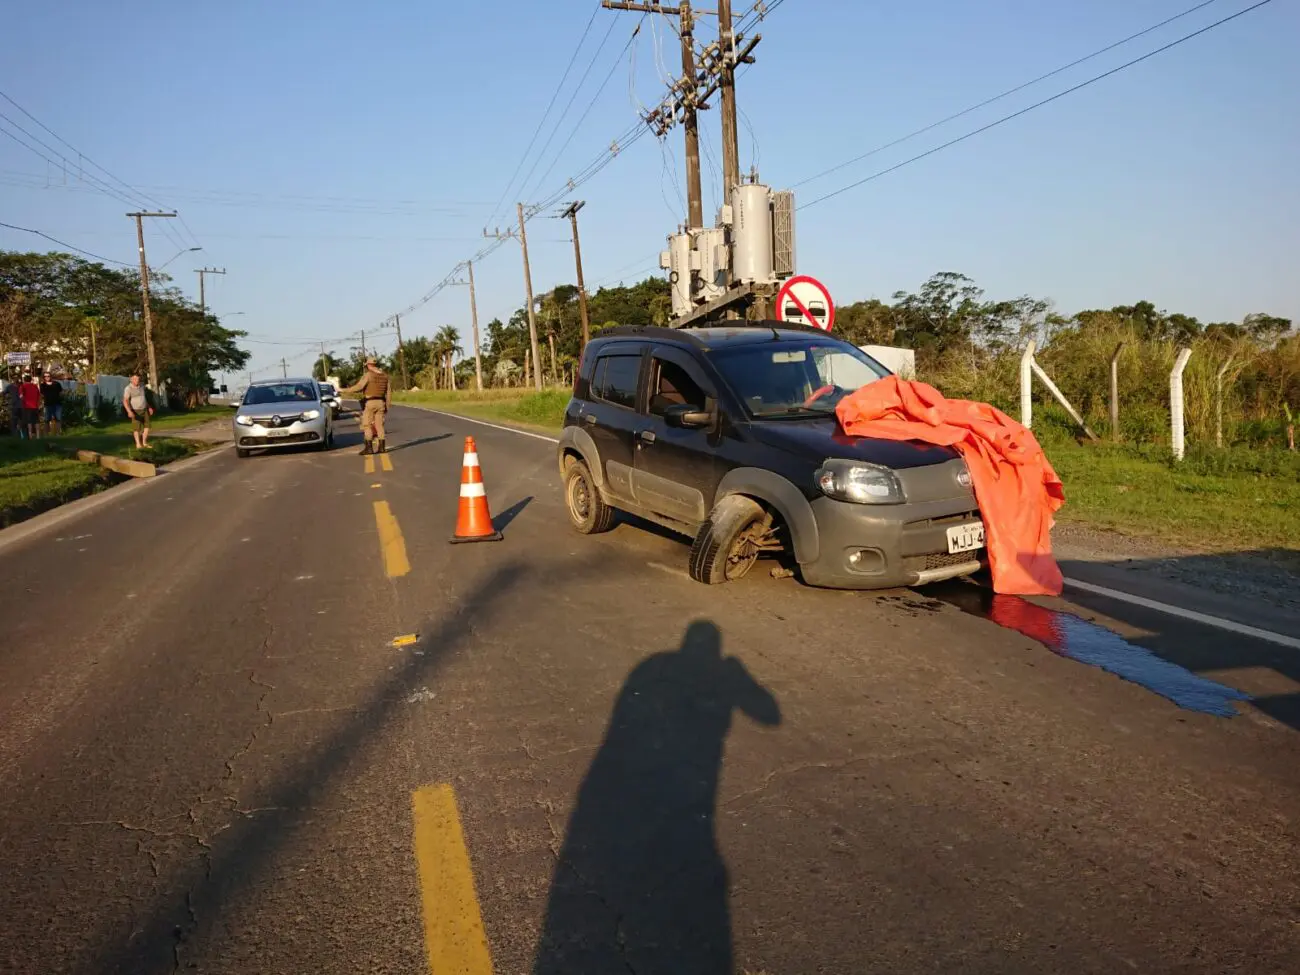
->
[233, 378, 334, 458]
[557, 323, 986, 589]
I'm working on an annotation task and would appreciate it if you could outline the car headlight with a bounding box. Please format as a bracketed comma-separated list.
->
[815, 459, 905, 504]
[302, 409, 321, 420]
[235, 414, 254, 426]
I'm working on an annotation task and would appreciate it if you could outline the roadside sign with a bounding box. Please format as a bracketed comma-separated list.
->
[5, 351, 31, 366]
[776, 275, 835, 331]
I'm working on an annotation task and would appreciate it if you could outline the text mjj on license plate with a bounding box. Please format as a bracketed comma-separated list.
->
[946, 522, 985, 555]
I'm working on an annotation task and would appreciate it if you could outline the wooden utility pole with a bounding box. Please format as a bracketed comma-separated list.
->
[560, 201, 591, 348]
[393, 313, 409, 390]
[281, 357, 288, 378]
[360, 330, 366, 359]
[604, 0, 702, 227]
[127, 211, 176, 400]
[319, 341, 328, 382]
[517, 202, 542, 391]
[195, 266, 226, 316]
[717, 0, 741, 202]
[467, 260, 483, 391]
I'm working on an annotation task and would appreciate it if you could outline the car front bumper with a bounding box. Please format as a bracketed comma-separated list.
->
[234, 417, 328, 450]
[798, 494, 986, 590]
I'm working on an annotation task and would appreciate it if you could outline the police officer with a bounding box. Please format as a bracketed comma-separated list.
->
[341, 357, 391, 454]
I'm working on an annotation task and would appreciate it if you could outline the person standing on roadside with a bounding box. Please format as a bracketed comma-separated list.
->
[39, 372, 64, 436]
[5, 377, 23, 439]
[122, 374, 154, 450]
[18, 373, 41, 439]
[341, 357, 391, 455]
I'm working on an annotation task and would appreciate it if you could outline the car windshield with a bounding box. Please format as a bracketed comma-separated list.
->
[708, 340, 890, 417]
[244, 383, 318, 406]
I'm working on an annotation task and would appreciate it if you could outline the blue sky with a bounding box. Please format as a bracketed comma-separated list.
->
[2, 0, 1296, 378]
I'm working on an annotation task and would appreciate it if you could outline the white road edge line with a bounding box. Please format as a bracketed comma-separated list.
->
[1064, 578, 1300, 650]
[399, 407, 1300, 649]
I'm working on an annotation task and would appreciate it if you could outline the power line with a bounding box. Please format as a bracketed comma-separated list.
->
[0, 89, 200, 253]
[485, 1, 604, 230]
[520, 16, 637, 201]
[794, 0, 1229, 189]
[0, 219, 135, 266]
[801, 0, 1277, 210]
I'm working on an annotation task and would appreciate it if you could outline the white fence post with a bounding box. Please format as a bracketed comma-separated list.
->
[1170, 347, 1193, 461]
[1020, 340, 1036, 428]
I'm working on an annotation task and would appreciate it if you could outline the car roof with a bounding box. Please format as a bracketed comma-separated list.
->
[249, 377, 317, 386]
[591, 320, 843, 350]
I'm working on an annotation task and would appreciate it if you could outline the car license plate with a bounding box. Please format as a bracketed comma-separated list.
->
[946, 522, 985, 554]
[266, 428, 291, 438]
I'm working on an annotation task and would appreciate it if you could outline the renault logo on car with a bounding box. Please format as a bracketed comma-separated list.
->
[269, 415, 281, 427]
[957, 468, 972, 488]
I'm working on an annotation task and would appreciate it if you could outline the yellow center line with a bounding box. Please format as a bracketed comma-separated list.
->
[412, 784, 494, 975]
[380, 453, 394, 472]
[373, 500, 410, 578]
[365, 455, 376, 475]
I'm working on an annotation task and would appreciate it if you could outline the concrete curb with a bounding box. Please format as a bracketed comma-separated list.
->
[0, 442, 232, 555]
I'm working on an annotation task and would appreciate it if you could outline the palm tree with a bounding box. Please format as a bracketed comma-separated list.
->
[433, 326, 462, 390]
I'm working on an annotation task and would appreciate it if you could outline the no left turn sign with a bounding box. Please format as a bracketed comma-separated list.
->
[776, 275, 835, 331]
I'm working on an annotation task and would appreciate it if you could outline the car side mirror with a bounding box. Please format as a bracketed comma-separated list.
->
[663, 402, 713, 429]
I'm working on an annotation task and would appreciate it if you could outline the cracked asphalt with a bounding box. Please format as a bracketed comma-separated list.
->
[1, 404, 1298, 974]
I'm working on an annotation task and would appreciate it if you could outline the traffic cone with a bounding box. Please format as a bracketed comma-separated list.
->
[450, 436, 503, 543]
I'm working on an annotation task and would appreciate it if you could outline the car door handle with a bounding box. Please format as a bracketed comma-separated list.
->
[581, 413, 597, 425]
[638, 430, 656, 444]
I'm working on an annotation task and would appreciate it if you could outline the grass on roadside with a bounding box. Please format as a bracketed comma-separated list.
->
[396, 388, 1300, 554]
[91, 403, 231, 436]
[395, 388, 568, 432]
[0, 432, 206, 527]
[1031, 410, 1300, 555]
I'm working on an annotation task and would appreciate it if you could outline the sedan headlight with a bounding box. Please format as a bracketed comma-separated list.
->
[235, 414, 254, 426]
[815, 459, 905, 504]
[302, 409, 321, 420]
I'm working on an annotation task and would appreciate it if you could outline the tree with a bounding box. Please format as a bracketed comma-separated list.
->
[0, 250, 249, 404]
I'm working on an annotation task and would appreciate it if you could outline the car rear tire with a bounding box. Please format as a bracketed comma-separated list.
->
[689, 495, 768, 585]
[564, 457, 615, 534]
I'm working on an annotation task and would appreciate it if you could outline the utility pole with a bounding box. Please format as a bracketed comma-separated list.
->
[281, 357, 287, 379]
[127, 211, 176, 399]
[393, 313, 409, 390]
[604, 0, 703, 228]
[717, 0, 741, 202]
[467, 260, 483, 391]
[319, 341, 329, 382]
[517, 202, 542, 391]
[559, 201, 591, 349]
[360, 330, 366, 360]
[195, 266, 226, 316]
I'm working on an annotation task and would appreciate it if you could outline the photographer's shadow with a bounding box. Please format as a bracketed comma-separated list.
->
[533, 620, 781, 975]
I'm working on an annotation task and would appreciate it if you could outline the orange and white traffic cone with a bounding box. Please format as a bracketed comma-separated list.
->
[450, 436, 503, 543]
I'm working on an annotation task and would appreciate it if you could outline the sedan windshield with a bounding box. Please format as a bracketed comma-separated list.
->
[244, 383, 318, 406]
[708, 341, 889, 417]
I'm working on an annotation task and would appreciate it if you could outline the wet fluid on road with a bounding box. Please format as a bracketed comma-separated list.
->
[930, 582, 1252, 717]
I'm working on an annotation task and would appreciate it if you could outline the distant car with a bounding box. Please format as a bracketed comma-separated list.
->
[233, 377, 334, 458]
[318, 382, 341, 418]
[556, 322, 985, 589]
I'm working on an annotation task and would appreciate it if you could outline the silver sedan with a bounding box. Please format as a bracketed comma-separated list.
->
[233, 378, 334, 458]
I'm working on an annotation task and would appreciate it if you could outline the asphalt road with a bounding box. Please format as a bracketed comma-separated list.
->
[1, 404, 1298, 975]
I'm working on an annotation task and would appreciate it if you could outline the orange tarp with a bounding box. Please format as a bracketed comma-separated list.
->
[836, 376, 1066, 596]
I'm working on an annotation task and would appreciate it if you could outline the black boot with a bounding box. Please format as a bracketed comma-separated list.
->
[359, 439, 372, 455]
[376, 438, 387, 454]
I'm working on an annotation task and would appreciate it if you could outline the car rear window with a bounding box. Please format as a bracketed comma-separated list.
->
[592, 354, 640, 409]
